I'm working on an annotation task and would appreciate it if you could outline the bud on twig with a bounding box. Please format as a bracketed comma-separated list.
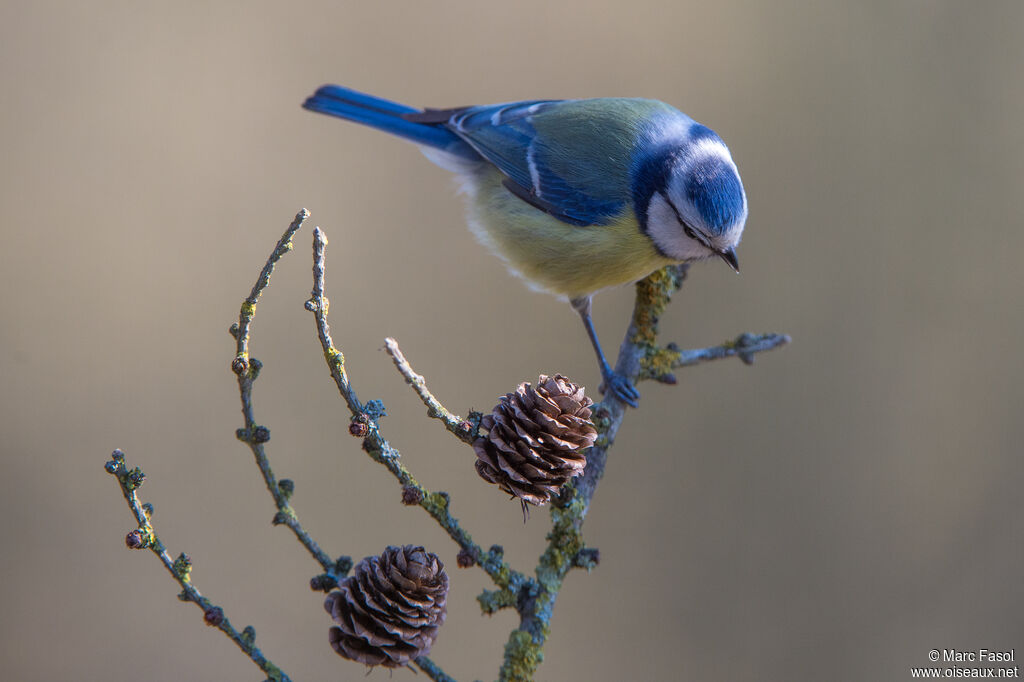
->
[310, 574, 338, 592]
[456, 548, 475, 568]
[204, 606, 224, 626]
[125, 529, 147, 549]
[401, 485, 423, 506]
[348, 415, 370, 438]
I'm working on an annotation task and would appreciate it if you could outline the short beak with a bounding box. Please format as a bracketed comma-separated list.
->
[717, 247, 740, 273]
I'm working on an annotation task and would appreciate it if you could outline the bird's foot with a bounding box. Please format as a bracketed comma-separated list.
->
[600, 370, 640, 408]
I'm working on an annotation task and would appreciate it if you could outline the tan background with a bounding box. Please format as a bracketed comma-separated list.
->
[2, 2, 1022, 681]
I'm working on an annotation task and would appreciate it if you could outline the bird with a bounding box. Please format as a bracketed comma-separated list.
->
[302, 85, 747, 407]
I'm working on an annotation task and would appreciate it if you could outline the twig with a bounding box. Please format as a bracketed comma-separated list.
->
[230, 209, 335, 574]
[414, 656, 459, 682]
[305, 227, 524, 592]
[384, 337, 477, 444]
[303, 227, 362, 415]
[234, 209, 308, 365]
[104, 450, 290, 682]
[636, 331, 791, 382]
[672, 332, 791, 368]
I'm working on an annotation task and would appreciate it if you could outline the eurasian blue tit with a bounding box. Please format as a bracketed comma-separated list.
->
[303, 85, 747, 407]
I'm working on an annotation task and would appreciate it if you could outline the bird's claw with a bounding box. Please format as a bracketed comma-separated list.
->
[600, 371, 640, 408]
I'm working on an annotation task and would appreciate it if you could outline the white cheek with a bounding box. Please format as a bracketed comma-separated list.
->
[646, 193, 713, 262]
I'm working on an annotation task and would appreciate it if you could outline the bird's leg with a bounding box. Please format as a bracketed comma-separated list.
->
[570, 296, 640, 408]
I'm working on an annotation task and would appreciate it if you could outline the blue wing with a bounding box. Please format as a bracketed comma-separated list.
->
[409, 99, 668, 226]
[305, 86, 679, 227]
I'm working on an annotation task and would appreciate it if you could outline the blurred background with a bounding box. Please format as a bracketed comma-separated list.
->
[2, 2, 1022, 680]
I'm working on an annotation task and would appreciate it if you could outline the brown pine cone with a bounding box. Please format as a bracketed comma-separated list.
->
[473, 374, 598, 507]
[324, 545, 448, 668]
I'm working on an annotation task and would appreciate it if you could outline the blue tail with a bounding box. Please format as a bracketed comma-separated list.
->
[303, 85, 477, 159]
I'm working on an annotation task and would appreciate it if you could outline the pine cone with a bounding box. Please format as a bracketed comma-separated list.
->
[324, 545, 448, 668]
[474, 374, 598, 506]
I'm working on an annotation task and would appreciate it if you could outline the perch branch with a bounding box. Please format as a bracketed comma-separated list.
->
[104, 450, 290, 682]
[497, 264, 790, 681]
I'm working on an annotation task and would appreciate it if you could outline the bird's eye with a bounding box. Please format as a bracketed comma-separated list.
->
[662, 192, 711, 247]
[682, 224, 709, 247]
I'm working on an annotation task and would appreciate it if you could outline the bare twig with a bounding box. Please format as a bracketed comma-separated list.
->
[104, 450, 290, 682]
[306, 226, 523, 593]
[304, 227, 362, 415]
[234, 209, 308, 365]
[229, 209, 336, 574]
[384, 337, 477, 444]
[673, 332, 791, 367]
[414, 656, 459, 682]
[636, 331, 791, 382]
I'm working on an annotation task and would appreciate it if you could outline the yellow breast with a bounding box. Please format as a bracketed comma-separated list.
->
[464, 168, 677, 299]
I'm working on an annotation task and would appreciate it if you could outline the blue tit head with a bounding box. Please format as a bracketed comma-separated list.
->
[636, 124, 747, 271]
